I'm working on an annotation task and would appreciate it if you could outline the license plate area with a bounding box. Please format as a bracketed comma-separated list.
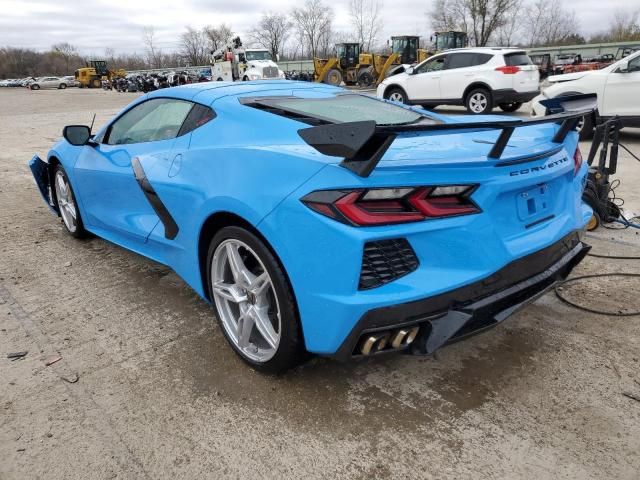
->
[516, 184, 550, 221]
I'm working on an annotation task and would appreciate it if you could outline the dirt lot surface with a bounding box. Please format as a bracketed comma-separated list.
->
[1, 87, 640, 480]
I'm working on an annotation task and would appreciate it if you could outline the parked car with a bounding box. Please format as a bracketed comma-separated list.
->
[29, 76, 68, 90]
[531, 50, 640, 139]
[29, 81, 591, 372]
[61, 75, 80, 87]
[377, 47, 540, 114]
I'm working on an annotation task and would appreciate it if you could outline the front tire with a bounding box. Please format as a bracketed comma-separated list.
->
[59, 83, 67, 89]
[385, 87, 408, 104]
[498, 102, 522, 112]
[30, 84, 40, 90]
[324, 68, 343, 86]
[207, 226, 304, 373]
[53, 165, 86, 238]
[465, 88, 493, 114]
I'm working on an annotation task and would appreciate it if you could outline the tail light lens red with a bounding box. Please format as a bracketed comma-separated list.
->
[573, 146, 583, 176]
[495, 66, 521, 74]
[302, 186, 480, 226]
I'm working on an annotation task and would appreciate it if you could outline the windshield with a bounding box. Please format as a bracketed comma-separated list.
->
[255, 95, 438, 126]
[245, 51, 272, 61]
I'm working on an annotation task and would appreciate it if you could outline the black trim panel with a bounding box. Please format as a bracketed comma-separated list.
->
[331, 231, 588, 360]
[131, 157, 179, 240]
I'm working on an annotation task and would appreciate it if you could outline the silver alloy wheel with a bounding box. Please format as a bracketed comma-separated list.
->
[388, 91, 405, 103]
[469, 92, 488, 113]
[211, 239, 281, 362]
[54, 170, 77, 233]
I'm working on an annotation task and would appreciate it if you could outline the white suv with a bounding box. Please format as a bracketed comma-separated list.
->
[531, 50, 640, 139]
[377, 48, 540, 114]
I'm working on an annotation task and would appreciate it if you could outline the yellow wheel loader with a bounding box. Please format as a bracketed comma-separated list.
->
[75, 60, 126, 88]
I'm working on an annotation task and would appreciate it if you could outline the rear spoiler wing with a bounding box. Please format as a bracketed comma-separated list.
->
[298, 94, 597, 177]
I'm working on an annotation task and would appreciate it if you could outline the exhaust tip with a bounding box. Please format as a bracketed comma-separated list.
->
[391, 329, 409, 349]
[359, 333, 390, 355]
[404, 327, 419, 345]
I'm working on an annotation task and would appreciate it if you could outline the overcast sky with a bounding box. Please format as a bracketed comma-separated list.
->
[0, 0, 635, 54]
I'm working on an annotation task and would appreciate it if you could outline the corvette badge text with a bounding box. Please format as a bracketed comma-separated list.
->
[510, 156, 569, 176]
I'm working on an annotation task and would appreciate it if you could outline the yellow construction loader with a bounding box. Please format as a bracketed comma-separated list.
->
[75, 60, 126, 88]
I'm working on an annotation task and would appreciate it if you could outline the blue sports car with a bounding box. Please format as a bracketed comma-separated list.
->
[30, 81, 592, 372]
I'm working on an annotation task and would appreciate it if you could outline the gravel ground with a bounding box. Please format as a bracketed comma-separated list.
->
[1, 87, 640, 480]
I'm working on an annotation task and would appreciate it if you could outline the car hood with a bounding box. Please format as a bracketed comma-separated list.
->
[547, 71, 589, 83]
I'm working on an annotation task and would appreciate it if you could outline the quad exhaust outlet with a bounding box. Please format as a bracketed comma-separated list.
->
[358, 327, 419, 356]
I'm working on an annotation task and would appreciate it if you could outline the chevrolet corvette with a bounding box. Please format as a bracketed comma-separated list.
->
[30, 81, 592, 372]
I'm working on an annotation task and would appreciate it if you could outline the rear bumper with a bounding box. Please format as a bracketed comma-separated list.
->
[332, 231, 589, 361]
[493, 89, 539, 105]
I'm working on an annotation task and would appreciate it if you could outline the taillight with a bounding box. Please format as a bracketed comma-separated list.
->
[301, 186, 480, 226]
[495, 65, 521, 74]
[573, 147, 583, 176]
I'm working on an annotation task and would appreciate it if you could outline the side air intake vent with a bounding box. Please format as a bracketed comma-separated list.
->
[359, 238, 419, 290]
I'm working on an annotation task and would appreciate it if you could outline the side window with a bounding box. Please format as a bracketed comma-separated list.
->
[106, 98, 194, 145]
[178, 104, 216, 136]
[445, 53, 476, 69]
[415, 55, 447, 74]
[473, 53, 493, 66]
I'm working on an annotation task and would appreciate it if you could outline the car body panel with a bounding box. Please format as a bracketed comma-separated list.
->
[30, 80, 589, 357]
[532, 51, 640, 119]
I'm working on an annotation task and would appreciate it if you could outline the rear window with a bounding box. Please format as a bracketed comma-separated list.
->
[504, 52, 533, 66]
[251, 95, 440, 126]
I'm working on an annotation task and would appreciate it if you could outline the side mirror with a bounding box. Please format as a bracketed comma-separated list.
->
[63, 125, 91, 146]
[618, 60, 629, 73]
[406, 66, 414, 75]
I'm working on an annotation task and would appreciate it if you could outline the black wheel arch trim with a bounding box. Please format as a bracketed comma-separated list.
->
[131, 157, 179, 240]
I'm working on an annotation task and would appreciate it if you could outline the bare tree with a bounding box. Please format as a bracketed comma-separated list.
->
[348, 0, 383, 52]
[609, 8, 640, 42]
[249, 12, 292, 59]
[494, 0, 521, 46]
[52, 42, 78, 73]
[521, 0, 580, 47]
[179, 26, 209, 66]
[204, 24, 234, 54]
[291, 0, 333, 58]
[143, 26, 165, 68]
[428, 0, 519, 46]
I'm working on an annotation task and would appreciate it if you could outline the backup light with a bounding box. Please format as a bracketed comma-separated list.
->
[302, 185, 480, 226]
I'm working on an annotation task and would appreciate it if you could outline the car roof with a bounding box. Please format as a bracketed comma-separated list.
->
[145, 80, 343, 103]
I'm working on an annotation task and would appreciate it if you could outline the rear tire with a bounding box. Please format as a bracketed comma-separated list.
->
[465, 88, 493, 114]
[206, 226, 304, 373]
[91, 78, 101, 88]
[324, 68, 343, 86]
[385, 87, 408, 104]
[53, 165, 86, 239]
[498, 102, 522, 112]
[59, 83, 67, 89]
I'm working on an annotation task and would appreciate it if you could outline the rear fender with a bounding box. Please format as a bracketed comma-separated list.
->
[28, 155, 59, 215]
